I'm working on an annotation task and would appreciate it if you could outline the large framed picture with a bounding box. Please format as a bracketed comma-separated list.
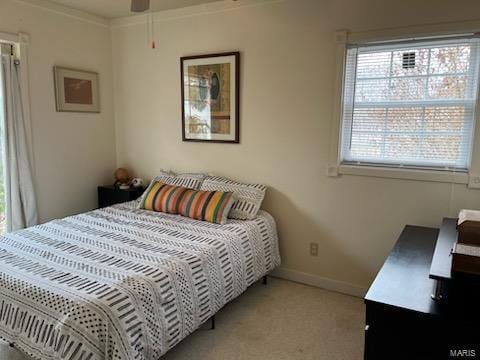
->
[181, 52, 240, 143]
[54, 66, 100, 113]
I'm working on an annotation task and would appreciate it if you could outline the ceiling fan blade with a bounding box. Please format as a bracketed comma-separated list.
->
[131, 0, 150, 12]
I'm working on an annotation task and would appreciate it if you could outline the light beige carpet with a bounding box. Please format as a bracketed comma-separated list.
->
[0, 278, 365, 360]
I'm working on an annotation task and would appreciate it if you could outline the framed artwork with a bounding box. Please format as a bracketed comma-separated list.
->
[181, 52, 240, 143]
[53, 66, 100, 113]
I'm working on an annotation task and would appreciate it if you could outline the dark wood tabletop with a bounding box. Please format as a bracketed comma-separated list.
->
[364, 225, 441, 315]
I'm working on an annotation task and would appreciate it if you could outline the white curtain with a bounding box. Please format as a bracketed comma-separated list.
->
[1, 51, 38, 231]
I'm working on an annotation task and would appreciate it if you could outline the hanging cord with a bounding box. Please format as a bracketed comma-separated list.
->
[146, 13, 155, 49]
[150, 13, 156, 49]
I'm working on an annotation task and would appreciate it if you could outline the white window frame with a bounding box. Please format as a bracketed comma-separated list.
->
[329, 24, 480, 187]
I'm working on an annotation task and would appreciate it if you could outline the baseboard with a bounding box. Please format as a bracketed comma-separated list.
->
[271, 267, 367, 298]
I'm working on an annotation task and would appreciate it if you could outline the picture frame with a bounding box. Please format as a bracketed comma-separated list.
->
[53, 66, 100, 113]
[181, 52, 240, 143]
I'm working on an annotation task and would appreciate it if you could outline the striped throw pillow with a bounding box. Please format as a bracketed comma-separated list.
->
[138, 181, 235, 224]
[200, 176, 266, 220]
[137, 173, 205, 208]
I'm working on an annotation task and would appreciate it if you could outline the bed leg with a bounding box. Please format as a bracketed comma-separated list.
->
[263, 275, 267, 285]
[211, 315, 215, 330]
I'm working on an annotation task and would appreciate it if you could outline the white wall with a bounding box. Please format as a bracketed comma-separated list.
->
[111, 0, 480, 292]
[0, 0, 116, 222]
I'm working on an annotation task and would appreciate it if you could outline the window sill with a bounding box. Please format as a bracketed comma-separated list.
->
[333, 164, 469, 185]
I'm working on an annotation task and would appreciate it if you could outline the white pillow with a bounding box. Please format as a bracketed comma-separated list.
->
[200, 176, 266, 220]
[157, 170, 206, 189]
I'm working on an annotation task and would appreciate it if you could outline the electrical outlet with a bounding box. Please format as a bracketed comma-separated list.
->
[310, 242, 319, 257]
[468, 174, 480, 189]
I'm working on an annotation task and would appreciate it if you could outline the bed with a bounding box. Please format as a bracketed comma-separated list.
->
[0, 201, 281, 360]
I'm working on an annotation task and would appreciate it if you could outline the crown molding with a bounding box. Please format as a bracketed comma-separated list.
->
[13, 0, 110, 28]
[11, 0, 283, 30]
[110, 0, 283, 28]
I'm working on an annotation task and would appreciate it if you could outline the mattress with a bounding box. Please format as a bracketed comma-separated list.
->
[0, 201, 280, 360]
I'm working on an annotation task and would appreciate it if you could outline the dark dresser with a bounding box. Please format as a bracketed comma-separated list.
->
[97, 185, 145, 208]
[364, 222, 480, 359]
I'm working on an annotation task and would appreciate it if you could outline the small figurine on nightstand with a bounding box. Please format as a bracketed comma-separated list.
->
[131, 177, 144, 188]
[114, 168, 131, 189]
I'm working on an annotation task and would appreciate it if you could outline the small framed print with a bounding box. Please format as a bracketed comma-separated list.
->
[181, 52, 240, 143]
[54, 66, 100, 113]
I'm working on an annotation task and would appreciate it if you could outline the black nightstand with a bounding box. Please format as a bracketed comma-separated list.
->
[97, 185, 146, 208]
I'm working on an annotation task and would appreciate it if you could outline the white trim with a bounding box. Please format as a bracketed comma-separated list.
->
[110, 0, 283, 28]
[336, 164, 469, 184]
[12, 0, 109, 28]
[271, 267, 367, 298]
[0, 32, 20, 44]
[329, 30, 348, 168]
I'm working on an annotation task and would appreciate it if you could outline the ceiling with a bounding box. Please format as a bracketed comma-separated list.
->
[46, 0, 222, 19]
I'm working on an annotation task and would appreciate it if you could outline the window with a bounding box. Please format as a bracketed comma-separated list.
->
[339, 36, 480, 171]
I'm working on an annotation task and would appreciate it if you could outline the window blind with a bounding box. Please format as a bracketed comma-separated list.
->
[340, 36, 480, 171]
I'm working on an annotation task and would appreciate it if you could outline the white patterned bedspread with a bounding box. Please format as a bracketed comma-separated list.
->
[0, 201, 280, 360]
